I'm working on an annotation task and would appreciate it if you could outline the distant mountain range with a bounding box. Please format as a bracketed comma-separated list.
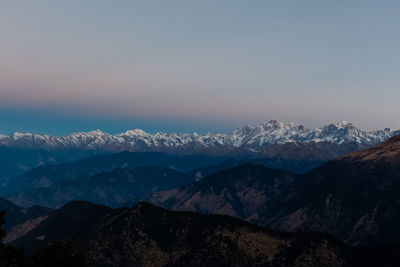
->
[1, 120, 398, 153]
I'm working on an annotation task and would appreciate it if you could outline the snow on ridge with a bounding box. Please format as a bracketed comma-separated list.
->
[0, 120, 398, 151]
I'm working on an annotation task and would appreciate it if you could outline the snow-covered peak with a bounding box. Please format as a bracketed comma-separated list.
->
[0, 121, 398, 152]
[262, 119, 284, 128]
[10, 132, 32, 139]
[233, 125, 253, 135]
[335, 121, 352, 129]
[87, 129, 107, 135]
[232, 120, 311, 146]
[68, 129, 108, 138]
[260, 120, 308, 131]
[121, 129, 148, 137]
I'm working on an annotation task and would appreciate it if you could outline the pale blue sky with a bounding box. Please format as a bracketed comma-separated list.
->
[0, 1, 399, 135]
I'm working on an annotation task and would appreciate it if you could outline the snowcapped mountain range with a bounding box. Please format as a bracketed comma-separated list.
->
[0, 120, 399, 152]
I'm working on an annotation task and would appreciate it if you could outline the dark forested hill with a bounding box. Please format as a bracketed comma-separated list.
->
[4, 201, 400, 267]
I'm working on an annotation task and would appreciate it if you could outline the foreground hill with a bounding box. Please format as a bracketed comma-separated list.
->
[4, 201, 400, 267]
[142, 135, 400, 246]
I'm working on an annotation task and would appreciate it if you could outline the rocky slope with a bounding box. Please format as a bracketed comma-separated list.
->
[0, 197, 51, 233]
[142, 164, 295, 223]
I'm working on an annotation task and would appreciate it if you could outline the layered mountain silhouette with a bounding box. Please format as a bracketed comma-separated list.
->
[141, 135, 400, 246]
[3, 145, 360, 208]
[2, 152, 227, 196]
[0, 147, 101, 188]
[9, 166, 195, 208]
[3, 201, 400, 267]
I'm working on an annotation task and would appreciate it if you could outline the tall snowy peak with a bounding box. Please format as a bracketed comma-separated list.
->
[310, 121, 388, 144]
[232, 120, 311, 146]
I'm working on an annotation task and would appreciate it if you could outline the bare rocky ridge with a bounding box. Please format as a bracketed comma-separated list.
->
[338, 135, 400, 163]
[142, 164, 295, 225]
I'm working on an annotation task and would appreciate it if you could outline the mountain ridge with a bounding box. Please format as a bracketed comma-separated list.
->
[1, 120, 398, 152]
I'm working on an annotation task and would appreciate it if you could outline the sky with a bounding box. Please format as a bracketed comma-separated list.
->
[0, 1, 399, 135]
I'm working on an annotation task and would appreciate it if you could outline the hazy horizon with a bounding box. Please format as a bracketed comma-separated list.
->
[1, 1, 399, 135]
[0, 116, 397, 136]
